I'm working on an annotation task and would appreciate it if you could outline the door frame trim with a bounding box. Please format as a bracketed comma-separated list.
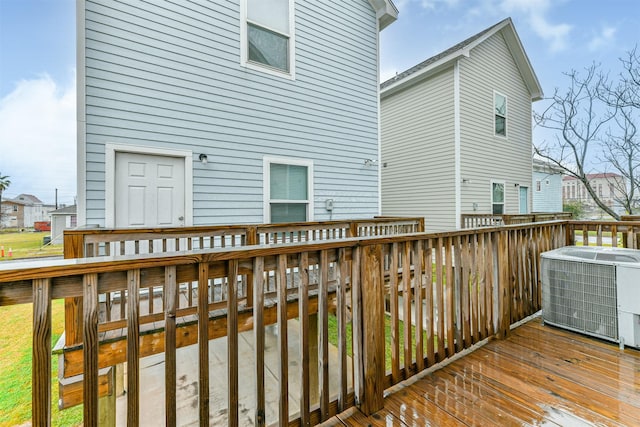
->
[105, 143, 193, 228]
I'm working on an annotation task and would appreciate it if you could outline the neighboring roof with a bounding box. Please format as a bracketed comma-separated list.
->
[50, 205, 77, 215]
[14, 194, 43, 205]
[563, 173, 624, 181]
[533, 158, 563, 174]
[368, 0, 398, 31]
[380, 17, 543, 100]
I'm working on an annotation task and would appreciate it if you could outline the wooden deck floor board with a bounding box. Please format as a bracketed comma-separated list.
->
[487, 337, 640, 409]
[507, 327, 640, 389]
[337, 318, 640, 426]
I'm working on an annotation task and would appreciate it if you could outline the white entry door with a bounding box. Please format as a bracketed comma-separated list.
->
[115, 152, 185, 228]
[519, 186, 529, 214]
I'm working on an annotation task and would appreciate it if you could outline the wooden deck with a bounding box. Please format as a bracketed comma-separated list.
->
[329, 318, 640, 426]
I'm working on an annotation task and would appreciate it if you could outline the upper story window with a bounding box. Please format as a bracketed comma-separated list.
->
[536, 180, 541, 192]
[494, 92, 507, 136]
[242, 0, 294, 76]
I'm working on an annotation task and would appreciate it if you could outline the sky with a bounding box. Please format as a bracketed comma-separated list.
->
[1, 0, 639, 205]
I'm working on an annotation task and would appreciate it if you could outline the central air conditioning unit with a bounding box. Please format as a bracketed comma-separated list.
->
[541, 246, 640, 349]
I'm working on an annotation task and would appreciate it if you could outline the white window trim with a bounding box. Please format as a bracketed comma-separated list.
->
[536, 180, 542, 192]
[104, 143, 194, 228]
[491, 180, 506, 215]
[493, 90, 507, 138]
[263, 156, 313, 223]
[240, 0, 296, 80]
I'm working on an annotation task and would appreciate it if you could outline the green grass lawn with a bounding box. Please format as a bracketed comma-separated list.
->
[0, 230, 63, 261]
[328, 313, 431, 374]
[0, 301, 83, 427]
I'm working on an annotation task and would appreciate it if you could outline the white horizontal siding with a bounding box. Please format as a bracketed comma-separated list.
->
[82, 0, 381, 226]
[381, 68, 457, 232]
[533, 172, 563, 212]
[459, 32, 534, 214]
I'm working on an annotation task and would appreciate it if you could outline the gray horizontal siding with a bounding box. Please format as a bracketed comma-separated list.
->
[381, 68, 457, 232]
[82, 0, 381, 226]
[459, 32, 533, 214]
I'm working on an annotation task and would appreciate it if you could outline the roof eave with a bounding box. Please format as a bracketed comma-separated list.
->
[368, 0, 398, 31]
[380, 50, 468, 98]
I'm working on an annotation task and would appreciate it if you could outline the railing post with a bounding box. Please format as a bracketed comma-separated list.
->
[245, 227, 257, 308]
[497, 230, 511, 339]
[565, 222, 575, 246]
[354, 244, 385, 415]
[347, 221, 358, 238]
[63, 231, 85, 347]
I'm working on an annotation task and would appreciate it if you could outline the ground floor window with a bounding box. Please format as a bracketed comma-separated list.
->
[492, 182, 505, 214]
[265, 157, 313, 223]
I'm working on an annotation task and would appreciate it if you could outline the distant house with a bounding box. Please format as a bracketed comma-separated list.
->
[380, 18, 543, 231]
[50, 205, 78, 244]
[76, 0, 398, 228]
[532, 159, 563, 212]
[563, 173, 627, 219]
[0, 194, 55, 228]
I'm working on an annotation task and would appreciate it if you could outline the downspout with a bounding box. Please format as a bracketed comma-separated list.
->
[454, 59, 461, 228]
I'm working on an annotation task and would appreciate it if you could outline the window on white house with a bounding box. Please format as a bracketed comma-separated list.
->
[494, 92, 507, 136]
[267, 160, 311, 223]
[536, 180, 541, 192]
[245, 0, 291, 73]
[492, 182, 505, 214]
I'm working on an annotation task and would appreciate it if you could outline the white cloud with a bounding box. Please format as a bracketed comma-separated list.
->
[588, 26, 616, 52]
[499, 0, 572, 52]
[0, 75, 76, 205]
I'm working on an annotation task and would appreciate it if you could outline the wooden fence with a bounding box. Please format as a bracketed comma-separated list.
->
[0, 219, 576, 426]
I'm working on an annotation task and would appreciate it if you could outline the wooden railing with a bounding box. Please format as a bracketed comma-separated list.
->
[60, 218, 424, 352]
[0, 219, 575, 426]
[461, 212, 572, 229]
[567, 220, 640, 248]
[63, 217, 425, 259]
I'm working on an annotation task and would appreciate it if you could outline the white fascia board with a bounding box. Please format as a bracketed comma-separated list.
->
[380, 49, 469, 99]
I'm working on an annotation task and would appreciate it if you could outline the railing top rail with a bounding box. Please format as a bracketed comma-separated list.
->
[65, 217, 423, 237]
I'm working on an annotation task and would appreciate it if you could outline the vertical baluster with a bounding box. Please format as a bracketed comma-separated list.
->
[459, 236, 471, 348]
[197, 263, 209, 426]
[276, 254, 289, 425]
[127, 269, 140, 426]
[298, 253, 310, 426]
[83, 273, 99, 426]
[319, 250, 330, 421]
[455, 236, 465, 351]
[445, 237, 455, 356]
[414, 240, 424, 372]
[165, 266, 177, 427]
[389, 243, 400, 383]
[32, 278, 52, 427]
[424, 240, 435, 367]
[477, 233, 487, 340]
[435, 238, 445, 361]
[227, 260, 239, 427]
[337, 248, 348, 411]
[254, 257, 266, 426]
[402, 242, 412, 376]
